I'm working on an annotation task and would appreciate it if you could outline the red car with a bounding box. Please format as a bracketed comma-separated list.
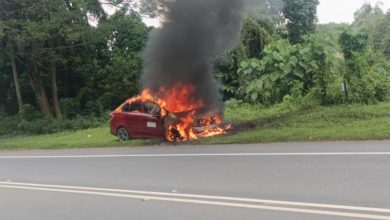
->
[110, 100, 222, 141]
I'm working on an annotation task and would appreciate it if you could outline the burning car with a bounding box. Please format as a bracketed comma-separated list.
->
[110, 87, 230, 142]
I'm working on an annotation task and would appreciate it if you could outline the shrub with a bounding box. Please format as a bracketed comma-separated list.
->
[339, 50, 390, 104]
[0, 114, 105, 136]
[18, 104, 43, 121]
[318, 75, 345, 105]
[0, 115, 19, 136]
[60, 98, 81, 119]
[238, 36, 334, 105]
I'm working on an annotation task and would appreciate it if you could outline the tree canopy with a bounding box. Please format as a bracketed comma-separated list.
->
[0, 0, 149, 118]
[282, 0, 319, 44]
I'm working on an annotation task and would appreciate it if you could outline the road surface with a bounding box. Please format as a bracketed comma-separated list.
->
[1, 141, 390, 220]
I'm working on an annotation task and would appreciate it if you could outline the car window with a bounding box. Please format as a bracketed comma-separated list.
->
[130, 101, 143, 112]
[144, 102, 160, 115]
[122, 103, 131, 112]
[122, 102, 143, 113]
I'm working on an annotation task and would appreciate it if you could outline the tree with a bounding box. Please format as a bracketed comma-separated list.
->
[305, 35, 333, 105]
[372, 12, 390, 59]
[0, 0, 51, 117]
[339, 30, 369, 101]
[214, 17, 271, 100]
[282, 0, 319, 44]
[245, 0, 284, 29]
[339, 30, 369, 62]
[353, 2, 385, 32]
[7, 37, 23, 112]
[0, 0, 110, 117]
[93, 10, 150, 109]
[0, 1, 24, 113]
[241, 17, 271, 59]
[213, 44, 247, 100]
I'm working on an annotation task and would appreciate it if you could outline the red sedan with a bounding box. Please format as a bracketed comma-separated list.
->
[110, 100, 223, 141]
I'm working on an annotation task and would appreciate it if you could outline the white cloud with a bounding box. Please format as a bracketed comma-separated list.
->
[318, 0, 390, 24]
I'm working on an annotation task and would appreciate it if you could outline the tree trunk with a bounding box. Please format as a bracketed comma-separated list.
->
[63, 61, 68, 97]
[343, 81, 349, 103]
[8, 39, 23, 112]
[319, 74, 327, 105]
[28, 39, 53, 118]
[50, 61, 62, 118]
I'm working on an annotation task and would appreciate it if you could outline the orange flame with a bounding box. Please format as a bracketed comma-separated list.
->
[158, 84, 204, 113]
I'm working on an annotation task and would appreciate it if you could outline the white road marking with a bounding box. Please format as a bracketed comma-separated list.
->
[0, 184, 389, 219]
[4, 181, 390, 213]
[1, 152, 390, 159]
[0, 182, 390, 219]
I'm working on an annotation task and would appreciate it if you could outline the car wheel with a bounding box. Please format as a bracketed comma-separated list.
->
[117, 127, 130, 141]
[164, 126, 181, 141]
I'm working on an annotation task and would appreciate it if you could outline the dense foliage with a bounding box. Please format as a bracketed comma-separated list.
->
[215, 2, 390, 107]
[0, 0, 148, 118]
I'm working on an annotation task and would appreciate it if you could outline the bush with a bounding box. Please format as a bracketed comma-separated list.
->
[224, 98, 246, 109]
[0, 115, 18, 136]
[237, 36, 334, 106]
[340, 51, 390, 104]
[60, 98, 81, 119]
[317, 75, 345, 105]
[372, 60, 390, 101]
[0, 114, 106, 136]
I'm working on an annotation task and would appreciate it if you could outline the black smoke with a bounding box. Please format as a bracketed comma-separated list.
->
[141, 0, 244, 113]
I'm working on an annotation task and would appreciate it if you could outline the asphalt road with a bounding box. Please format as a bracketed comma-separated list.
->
[1, 141, 390, 220]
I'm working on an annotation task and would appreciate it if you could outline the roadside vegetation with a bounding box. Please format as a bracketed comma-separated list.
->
[2, 101, 390, 149]
[1, 0, 390, 149]
[206, 101, 390, 144]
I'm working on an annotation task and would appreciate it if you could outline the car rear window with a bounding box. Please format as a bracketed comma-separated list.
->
[123, 103, 131, 112]
[122, 102, 143, 113]
[122, 101, 161, 115]
[130, 102, 143, 112]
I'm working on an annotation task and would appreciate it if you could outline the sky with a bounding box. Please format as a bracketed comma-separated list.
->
[100, 0, 390, 26]
[318, 0, 390, 24]
[140, 0, 390, 26]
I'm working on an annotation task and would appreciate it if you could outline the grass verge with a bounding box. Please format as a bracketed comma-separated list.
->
[1, 102, 390, 150]
[0, 125, 154, 150]
[201, 102, 390, 144]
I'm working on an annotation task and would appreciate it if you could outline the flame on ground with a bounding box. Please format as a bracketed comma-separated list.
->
[125, 84, 231, 142]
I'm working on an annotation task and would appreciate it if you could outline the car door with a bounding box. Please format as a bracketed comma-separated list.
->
[122, 101, 164, 138]
[134, 113, 165, 137]
[122, 111, 145, 138]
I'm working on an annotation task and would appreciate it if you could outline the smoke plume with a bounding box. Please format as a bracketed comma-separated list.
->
[141, 0, 244, 113]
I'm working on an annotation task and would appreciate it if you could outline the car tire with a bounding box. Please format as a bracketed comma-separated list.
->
[117, 127, 130, 141]
[164, 126, 181, 142]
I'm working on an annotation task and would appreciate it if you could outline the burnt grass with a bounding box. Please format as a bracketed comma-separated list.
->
[227, 108, 308, 135]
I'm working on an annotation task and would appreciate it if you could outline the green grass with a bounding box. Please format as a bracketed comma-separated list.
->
[1, 102, 390, 150]
[201, 102, 390, 144]
[0, 125, 153, 150]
